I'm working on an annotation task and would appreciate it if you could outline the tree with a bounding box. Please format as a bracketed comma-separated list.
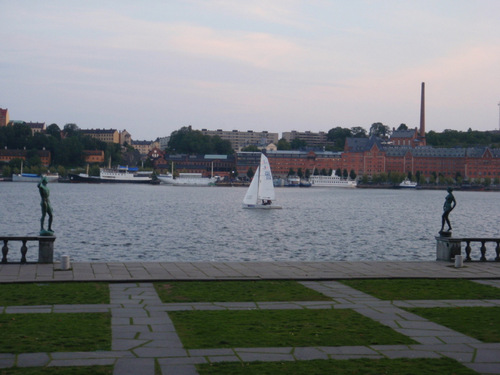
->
[350, 126, 368, 138]
[46, 124, 61, 140]
[343, 169, 348, 179]
[297, 168, 303, 178]
[335, 168, 341, 177]
[397, 123, 408, 131]
[369, 122, 391, 138]
[276, 138, 291, 150]
[290, 138, 307, 150]
[327, 127, 352, 150]
[287, 168, 295, 176]
[349, 169, 356, 180]
[246, 167, 254, 180]
[63, 123, 79, 137]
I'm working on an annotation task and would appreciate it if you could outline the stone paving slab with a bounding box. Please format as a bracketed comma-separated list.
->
[3, 268, 500, 374]
[2, 261, 500, 282]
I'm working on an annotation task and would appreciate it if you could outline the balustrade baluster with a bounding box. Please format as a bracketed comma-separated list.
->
[465, 240, 472, 261]
[20, 240, 28, 264]
[480, 241, 487, 261]
[1, 240, 9, 263]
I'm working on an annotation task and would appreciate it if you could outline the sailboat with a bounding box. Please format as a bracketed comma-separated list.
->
[242, 153, 282, 209]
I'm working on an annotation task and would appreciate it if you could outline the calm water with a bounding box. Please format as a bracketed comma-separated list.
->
[1, 182, 499, 263]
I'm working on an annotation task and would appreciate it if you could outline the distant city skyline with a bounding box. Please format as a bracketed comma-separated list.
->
[1, 1, 499, 140]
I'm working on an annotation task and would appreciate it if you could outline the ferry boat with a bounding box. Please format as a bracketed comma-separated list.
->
[309, 172, 357, 188]
[68, 166, 152, 184]
[398, 178, 418, 188]
[157, 172, 217, 186]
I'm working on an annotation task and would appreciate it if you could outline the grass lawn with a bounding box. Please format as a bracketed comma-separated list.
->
[154, 280, 331, 303]
[0, 283, 109, 305]
[407, 306, 500, 342]
[341, 279, 500, 300]
[169, 309, 416, 349]
[0, 313, 111, 353]
[197, 357, 477, 375]
[0, 366, 113, 375]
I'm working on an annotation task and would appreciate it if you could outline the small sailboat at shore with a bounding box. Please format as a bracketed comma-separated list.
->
[242, 153, 282, 209]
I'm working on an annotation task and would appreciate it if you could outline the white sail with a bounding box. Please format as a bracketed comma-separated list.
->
[256, 154, 275, 201]
[243, 166, 260, 205]
[242, 154, 281, 209]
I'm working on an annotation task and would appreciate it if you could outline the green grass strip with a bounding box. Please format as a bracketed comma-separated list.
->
[197, 357, 476, 375]
[407, 306, 500, 342]
[341, 279, 500, 300]
[0, 313, 111, 353]
[154, 281, 331, 303]
[0, 366, 113, 375]
[0, 283, 109, 305]
[170, 309, 415, 349]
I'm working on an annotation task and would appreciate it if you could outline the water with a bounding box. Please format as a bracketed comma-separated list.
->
[1, 183, 499, 263]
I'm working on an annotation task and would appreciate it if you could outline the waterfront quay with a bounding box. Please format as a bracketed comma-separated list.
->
[2, 261, 500, 375]
[2, 261, 500, 282]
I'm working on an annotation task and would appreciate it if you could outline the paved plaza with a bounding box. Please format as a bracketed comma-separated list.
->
[1, 261, 500, 374]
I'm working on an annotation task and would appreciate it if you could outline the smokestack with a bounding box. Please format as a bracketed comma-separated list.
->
[420, 82, 425, 137]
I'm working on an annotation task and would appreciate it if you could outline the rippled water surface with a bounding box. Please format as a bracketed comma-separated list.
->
[1, 183, 499, 262]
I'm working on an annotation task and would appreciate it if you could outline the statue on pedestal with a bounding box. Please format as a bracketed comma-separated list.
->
[440, 187, 456, 234]
[38, 177, 54, 236]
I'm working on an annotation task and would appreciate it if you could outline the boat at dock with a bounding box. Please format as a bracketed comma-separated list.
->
[12, 162, 59, 182]
[397, 178, 418, 189]
[157, 172, 217, 186]
[68, 166, 153, 184]
[309, 172, 357, 188]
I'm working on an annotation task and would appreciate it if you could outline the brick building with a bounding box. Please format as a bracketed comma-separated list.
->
[0, 108, 9, 127]
[83, 150, 105, 164]
[152, 152, 235, 178]
[341, 136, 500, 181]
[0, 149, 51, 166]
[236, 150, 342, 178]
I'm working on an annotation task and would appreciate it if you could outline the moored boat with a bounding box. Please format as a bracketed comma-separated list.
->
[68, 166, 152, 184]
[157, 172, 217, 186]
[398, 178, 418, 188]
[309, 172, 357, 188]
[12, 173, 59, 183]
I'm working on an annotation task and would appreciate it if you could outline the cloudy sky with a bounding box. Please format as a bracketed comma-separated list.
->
[1, 1, 499, 140]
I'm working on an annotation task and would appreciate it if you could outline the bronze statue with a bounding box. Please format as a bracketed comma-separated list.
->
[38, 176, 54, 235]
[440, 187, 456, 233]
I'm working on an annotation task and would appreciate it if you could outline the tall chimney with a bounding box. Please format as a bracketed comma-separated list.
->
[419, 82, 425, 138]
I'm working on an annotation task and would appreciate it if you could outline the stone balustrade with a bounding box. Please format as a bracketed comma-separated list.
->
[436, 235, 500, 262]
[0, 236, 56, 264]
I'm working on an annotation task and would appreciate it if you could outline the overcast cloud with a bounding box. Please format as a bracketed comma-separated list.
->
[1, 0, 499, 140]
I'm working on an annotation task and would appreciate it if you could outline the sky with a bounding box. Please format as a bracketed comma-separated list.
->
[1, 1, 500, 141]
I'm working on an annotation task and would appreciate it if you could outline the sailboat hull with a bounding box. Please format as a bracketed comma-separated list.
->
[242, 204, 282, 209]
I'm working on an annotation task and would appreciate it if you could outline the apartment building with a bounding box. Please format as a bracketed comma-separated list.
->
[199, 129, 279, 151]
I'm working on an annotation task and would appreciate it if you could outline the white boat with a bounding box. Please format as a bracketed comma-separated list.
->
[12, 173, 59, 183]
[309, 172, 357, 188]
[398, 178, 418, 188]
[158, 172, 217, 186]
[68, 166, 152, 184]
[12, 162, 59, 182]
[242, 153, 282, 209]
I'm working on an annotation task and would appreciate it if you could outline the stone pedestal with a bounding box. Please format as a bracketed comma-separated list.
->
[38, 236, 56, 263]
[436, 235, 461, 261]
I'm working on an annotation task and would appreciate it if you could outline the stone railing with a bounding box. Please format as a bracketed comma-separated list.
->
[461, 238, 500, 262]
[0, 236, 56, 264]
[436, 235, 500, 262]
